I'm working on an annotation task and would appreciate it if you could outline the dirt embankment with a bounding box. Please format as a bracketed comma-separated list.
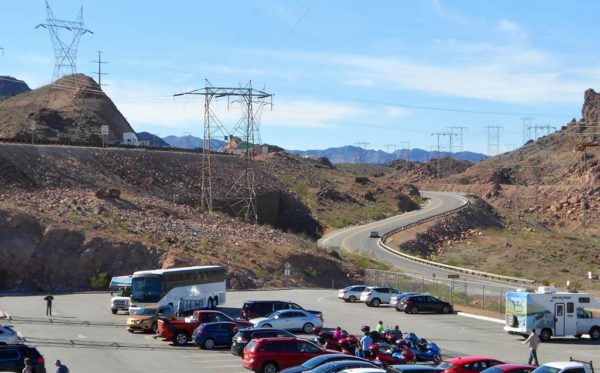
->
[385, 195, 502, 258]
[0, 144, 362, 291]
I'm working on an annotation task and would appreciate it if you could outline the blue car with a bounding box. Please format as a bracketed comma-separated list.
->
[192, 321, 238, 349]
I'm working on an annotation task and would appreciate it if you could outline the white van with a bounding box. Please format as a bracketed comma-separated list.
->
[503, 286, 600, 341]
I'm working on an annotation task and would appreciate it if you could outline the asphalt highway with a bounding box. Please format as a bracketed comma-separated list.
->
[319, 191, 527, 293]
[2, 290, 598, 372]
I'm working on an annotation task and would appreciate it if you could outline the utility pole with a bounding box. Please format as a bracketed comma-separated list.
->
[354, 142, 369, 164]
[174, 80, 273, 222]
[486, 126, 502, 156]
[521, 117, 533, 144]
[91, 50, 109, 88]
[448, 126, 466, 159]
[36, 0, 93, 82]
[401, 141, 411, 161]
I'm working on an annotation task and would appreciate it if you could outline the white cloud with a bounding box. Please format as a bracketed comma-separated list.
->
[498, 19, 522, 35]
[385, 106, 411, 119]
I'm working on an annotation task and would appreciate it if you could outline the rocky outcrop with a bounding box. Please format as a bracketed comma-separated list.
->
[0, 209, 160, 291]
[0, 76, 30, 99]
[582, 89, 600, 124]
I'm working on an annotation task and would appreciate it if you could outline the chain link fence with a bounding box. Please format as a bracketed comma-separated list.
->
[365, 269, 519, 314]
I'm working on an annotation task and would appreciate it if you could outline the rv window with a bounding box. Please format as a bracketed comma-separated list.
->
[567, 302, 574, 313]
[578, 297, 590, 303]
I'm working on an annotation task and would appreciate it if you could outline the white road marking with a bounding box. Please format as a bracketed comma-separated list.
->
[317, 294, 336, 302]
[76, 334, 87, 339]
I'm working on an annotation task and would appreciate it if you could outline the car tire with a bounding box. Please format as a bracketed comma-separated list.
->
[262, 324, 272, 328]
[111, 309, 118, 315]
[540, 328, 552, 342]
[174, 331, 188, 346]
[303, 323, 315, 334]
[574, 334, 582, 339]
[410, 306, 418, 314]
[203, 338, 216, 350]
[441, 306, 450, 314]
[348, 295, 356, 302]
[261, 361, 278, 373]
[590, 327, 600, 340]
[433, 353, 442, 364]
[127, 329, 134, 333]
[151, 323, 158, 334]
[371, 298, 381, 307]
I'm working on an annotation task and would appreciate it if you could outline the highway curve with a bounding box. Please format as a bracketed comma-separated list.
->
[319, 191, 521, 292]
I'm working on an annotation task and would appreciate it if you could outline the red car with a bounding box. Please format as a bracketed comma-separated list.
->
[157, 310, 253, 345]
[438, 356, 505, 373]
[481, 364, 536, 373]
[242, 337, 338, 373]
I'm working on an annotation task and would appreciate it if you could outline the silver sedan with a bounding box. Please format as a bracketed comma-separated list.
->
[250, 309, 323, 333]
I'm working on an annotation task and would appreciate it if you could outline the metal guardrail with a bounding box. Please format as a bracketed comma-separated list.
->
[379, 194, 535, 286]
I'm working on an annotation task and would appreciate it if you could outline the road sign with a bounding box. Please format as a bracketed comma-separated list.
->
[447, 274, 460, 279]
[101, 125, 109, 135]
[284, 269, 291, 277]
[284, 262, 292, 277]
[30, 121, 36, 130]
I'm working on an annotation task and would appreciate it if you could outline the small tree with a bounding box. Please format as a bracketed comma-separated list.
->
[89, 270, 110, 290]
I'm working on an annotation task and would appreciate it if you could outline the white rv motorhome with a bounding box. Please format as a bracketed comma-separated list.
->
[504, 286, 600, 341]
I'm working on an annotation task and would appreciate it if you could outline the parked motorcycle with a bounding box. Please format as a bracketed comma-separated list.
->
[409, 339, 442, 364]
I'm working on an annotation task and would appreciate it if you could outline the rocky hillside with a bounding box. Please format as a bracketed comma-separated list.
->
[0, 76, 30, 99]
[0, 143, 363, 291]
[0, 74, 134, 143]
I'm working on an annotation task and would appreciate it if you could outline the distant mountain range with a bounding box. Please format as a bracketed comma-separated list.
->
[288, 146, 487, 164]
[162, 135, 226, 150]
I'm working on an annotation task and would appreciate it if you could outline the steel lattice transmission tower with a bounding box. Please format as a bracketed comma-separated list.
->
[36, 0, 93, 82]
[174, 80, 273, 223]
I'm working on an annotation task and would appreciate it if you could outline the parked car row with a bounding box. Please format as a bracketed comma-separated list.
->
[338, 285, 454, 314]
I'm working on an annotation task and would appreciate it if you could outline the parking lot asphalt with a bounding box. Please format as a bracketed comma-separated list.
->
[1, 289, 598, 372]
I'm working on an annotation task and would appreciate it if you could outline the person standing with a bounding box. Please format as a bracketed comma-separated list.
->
[522, 329, 540, 366]
[355, 328, 373, 358]
[44, 294, 54, 317]
[22, 357, 33, 373]
[375, 320, 385, 334]
[177, 297, 184, 317]
[55, 359, 69, 373]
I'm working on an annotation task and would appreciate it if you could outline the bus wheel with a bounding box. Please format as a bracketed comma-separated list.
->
[540, 328, 552, 342]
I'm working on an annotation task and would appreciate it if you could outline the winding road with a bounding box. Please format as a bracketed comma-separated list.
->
[319, 191, 523, 292]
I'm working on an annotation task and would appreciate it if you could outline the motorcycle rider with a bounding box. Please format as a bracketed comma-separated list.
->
[393, 325, 402, 339]
[332, 326, 342, 340]
[402, 345, 416, 363]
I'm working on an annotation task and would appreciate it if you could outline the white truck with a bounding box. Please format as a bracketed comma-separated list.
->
[504, 286, 600, 341]
[533, 358, 594, 373]
[109, 275, 132, 315]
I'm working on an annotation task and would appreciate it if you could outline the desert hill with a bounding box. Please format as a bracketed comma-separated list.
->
[0, 76, 30, 99]
[0, 143, 377, 291]
[0, 74, 134, 143]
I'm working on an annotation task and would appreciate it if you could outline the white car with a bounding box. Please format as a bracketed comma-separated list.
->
[338, 285, 369, 302]
[359, 287, 401, 307]
[0, 325, 23, 345]
[250, 309, 323, 333]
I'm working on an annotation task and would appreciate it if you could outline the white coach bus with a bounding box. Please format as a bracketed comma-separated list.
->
[129, 265, 226, 312]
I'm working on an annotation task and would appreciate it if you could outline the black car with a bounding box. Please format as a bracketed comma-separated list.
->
[280, 354, 374, 373]
[306, 360, 380, 372]
[0, 344, 46, 373]
[386, 365, 445, 373]
[240, 301, 323, 321]
[396, 294, 453, 314]
[230, 327, 295, 356]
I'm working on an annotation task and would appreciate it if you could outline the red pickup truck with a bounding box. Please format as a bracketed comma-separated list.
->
[156, 310, 254, 345]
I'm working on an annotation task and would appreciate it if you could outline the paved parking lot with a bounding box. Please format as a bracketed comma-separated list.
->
[1, 289, 598, 372]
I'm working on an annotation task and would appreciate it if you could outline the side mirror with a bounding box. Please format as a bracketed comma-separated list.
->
[273, 315, 279, 320]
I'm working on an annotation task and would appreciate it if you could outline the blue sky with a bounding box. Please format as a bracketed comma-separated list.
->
[1, 0, 600, 154]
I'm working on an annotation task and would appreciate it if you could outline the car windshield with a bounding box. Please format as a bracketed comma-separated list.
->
[531, 367, 561, 373]
[481, 367, 503, 373]
[437, 362, 455, 370]
[131, 276, 162, 303]
[300, 354, 339, 368]
[131, 308, 157, 316]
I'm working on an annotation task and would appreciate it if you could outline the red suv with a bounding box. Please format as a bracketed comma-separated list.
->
[242, 337, 337, 373]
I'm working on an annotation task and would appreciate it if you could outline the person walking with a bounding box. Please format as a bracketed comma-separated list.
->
[55, 359, 69, 373]
[44, 294, 54, 317]
[177, 297, 184, 317]
[522, 329, 540, 366]
[22, 357, 33, 373]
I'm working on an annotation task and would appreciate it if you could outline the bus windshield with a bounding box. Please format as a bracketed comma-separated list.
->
[131, 276, 162, 303]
